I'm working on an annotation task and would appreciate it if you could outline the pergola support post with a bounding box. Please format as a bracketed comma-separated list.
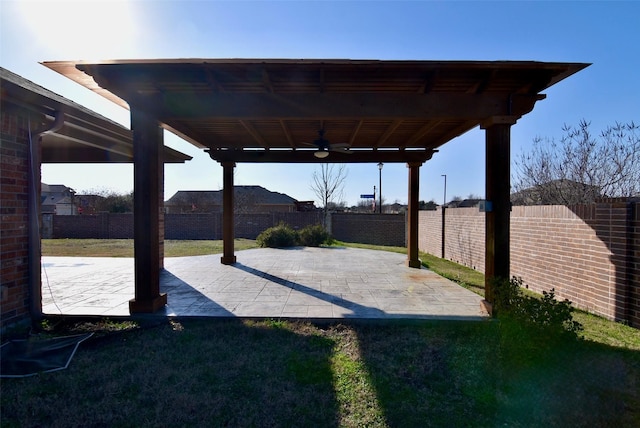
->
[406, 162, 422, 268]
[221, 161, 237, 265]
[129, 107, 167, 313]
[482, 119, 515, 313]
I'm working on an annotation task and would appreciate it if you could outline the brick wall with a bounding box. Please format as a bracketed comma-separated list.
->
[41, 202, 640, 326]
[331, 213, 406, 247]
[631, 203, 640, 326]
[418, 209, 442, 256]
[51, 213, 134, 238]
[419, 208, 485, 271]
[52, 211, 324, 241]
[419, 202, 640, 326]
[1, 105, 34, 329]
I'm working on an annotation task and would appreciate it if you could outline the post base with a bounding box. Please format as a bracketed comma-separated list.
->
[221, 255, 237, 265]
[406, 259, 422, 268]
[481, 300, 494, 316]
[129, 293, 167, 313]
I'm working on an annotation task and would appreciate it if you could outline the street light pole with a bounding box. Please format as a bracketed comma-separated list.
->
[441, 174, 447, 206]
[378, 162, 383, 214]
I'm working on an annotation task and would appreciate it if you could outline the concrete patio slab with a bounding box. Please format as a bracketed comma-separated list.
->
[41, 247, 488, 320]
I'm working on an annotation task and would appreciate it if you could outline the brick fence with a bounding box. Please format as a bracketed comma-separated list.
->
[331, 213, 406, 247]
[43, 202, 639, 326]
[47, 211, 405, 246]
[47, 211, 325, 240]
[419, 201, 640, 326]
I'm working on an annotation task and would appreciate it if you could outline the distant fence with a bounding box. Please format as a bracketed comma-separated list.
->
[47, 211, 407, 246]
[46, 212, 324, 240]
[43, 200, 639, 326]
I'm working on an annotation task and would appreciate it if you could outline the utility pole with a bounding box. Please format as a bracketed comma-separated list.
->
[441, 174, 447, 259]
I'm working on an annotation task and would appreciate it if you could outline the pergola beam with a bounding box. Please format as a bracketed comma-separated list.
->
[140, 92, 541, 121]
[207, 149, 436, 164]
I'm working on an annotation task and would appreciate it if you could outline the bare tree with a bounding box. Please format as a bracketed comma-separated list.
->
[513, 120, 639, 205]
[84, 188, 134, 213]
[310, 164, 348, 226]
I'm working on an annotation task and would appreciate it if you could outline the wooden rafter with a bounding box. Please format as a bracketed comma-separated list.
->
[279, 120, 296, 148]
[375, 120, 403, 148]
[240, 120, 268, 148]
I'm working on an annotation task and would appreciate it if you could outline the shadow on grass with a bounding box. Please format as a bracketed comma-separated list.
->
[2, 319, 639, 427]
[0, 319, 340, 427]
[352, 320, 640, 427]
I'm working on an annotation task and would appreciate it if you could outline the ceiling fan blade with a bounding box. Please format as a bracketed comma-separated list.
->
[330, 146, 352, 154]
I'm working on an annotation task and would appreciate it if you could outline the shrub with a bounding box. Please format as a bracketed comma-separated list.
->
[298, 224, 333, 247]
[493, 276, 583, 340]
[256, 223, 299, 248]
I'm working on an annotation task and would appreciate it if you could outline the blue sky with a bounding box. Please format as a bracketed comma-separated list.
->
[2, 1, 639, 206]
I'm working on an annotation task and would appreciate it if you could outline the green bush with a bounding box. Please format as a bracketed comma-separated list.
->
[298, 224, 333, 247]
[494, 276, 583, 340]
[256, 223, 299, 248]
[256, 223, 333, 248]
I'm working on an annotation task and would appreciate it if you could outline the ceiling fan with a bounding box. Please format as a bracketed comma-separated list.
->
[303, 129, 352, 158]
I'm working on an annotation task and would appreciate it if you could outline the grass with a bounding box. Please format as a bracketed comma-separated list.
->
[2, 318, 638, 427]
[5, 239, 636, 426]
[42, 238, 259, 257]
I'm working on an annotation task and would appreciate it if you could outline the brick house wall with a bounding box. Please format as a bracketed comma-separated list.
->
[1, 105, 36, 329]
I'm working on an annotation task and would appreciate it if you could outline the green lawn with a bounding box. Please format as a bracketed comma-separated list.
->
[42, 238, 259, 257]
[2, 318, 638, 427]
[5, 239, 635, 426]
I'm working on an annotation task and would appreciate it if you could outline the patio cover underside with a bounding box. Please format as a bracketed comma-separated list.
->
[43, 59, 589, 314]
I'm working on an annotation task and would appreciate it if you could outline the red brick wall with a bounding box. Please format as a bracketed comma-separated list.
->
[419, 208, 485, 271]
[419, 203, 639, 325]
[418, 209, 441, 256]
[511, 205, 611, 318]
[631, 203, 640, 326]
[1, 106, 34, 328]
[445, 208, 485, 272]
[331, 213, 406, 247]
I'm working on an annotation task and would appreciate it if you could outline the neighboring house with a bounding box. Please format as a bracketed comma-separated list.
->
[165, 186, 300, 214]
[41, 183, 77, 215]
[447, 198, 481, 208]
[419, 200, 438, 211]
[295, 201, 317, 212]
[511, 179, 602, 205]
[387, 203, 407, 213]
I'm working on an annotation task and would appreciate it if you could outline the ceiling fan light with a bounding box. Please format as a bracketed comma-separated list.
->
[314, 149, 329, 159]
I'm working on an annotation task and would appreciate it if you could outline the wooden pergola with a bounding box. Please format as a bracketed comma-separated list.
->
[44, 59, 589, 314]
[1, 66, 191, 321]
